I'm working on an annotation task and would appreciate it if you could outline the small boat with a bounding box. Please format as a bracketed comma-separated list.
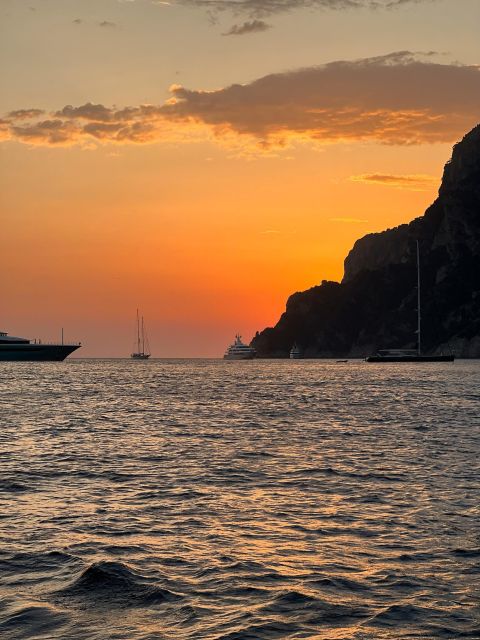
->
[131, 310, 150, 359]
[366, 241, 454, 363]
[289, 342, 302, 359]
[224, 335, 256, 360]
[366, 350, 453, 363]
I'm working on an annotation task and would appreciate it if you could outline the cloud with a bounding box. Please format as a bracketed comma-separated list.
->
[7, 108, 45, 120]
[72, 18, 118, 28]
[10, 119, 82, 145]
[160, 52, 480, 145]
[350, 172, 438, 190]
[223, 19, 271, 35]
[2, 52, 479, 150]
[177, 0, 437, 18]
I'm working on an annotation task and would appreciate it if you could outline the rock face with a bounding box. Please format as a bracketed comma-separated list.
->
[252, 124, 480, 358]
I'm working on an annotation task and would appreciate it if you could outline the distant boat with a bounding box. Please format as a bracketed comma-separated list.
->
[0, 329, 80, 361]
[131, 310, 150, 359]
[289, 342, 302, 359]
[366, 241, 454, 363]
[224, 335, 256, 360]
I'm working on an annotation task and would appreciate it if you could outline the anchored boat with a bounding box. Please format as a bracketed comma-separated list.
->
[289, 342, 302, 359]
[131, 310, 150, 359]
[366, 241, 454, 363]
[224, 335, 256, 360]
[0, 329, 80, 361]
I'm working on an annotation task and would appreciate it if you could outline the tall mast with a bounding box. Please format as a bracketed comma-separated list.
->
[136, 309, 141, 354]
[416, 240, 421, 356]
[141, 316, 145, 355]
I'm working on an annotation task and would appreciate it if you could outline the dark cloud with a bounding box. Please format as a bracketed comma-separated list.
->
[55, 103, 115, 122]
[7, 108, 45, 120]
[2, 52, 479, 149]
[11, 119, 80, 145]
[223, 19, 271, 34]
[99, 20, 117, 27]
[73, 18, 82, 24]
[161, 52, 480, 145]
[177, 0, 437, 18]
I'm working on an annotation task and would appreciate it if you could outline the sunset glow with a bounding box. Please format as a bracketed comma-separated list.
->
[1, 0, 479, 355]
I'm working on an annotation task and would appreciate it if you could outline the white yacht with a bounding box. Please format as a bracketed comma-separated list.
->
[224, 335, 256, 360]
[289, 342, 302, 359]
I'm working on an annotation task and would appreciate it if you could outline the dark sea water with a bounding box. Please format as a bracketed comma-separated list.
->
[1, 359, 479, 640]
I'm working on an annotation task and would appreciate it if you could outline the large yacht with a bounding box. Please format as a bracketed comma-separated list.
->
[0, 330, 81, 361]
[224, 335, 256, 360]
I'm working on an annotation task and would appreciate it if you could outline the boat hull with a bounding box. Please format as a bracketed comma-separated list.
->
[0, 344, 80, 362]
[224, 354, 255, 360]
[131, 354, 150, 359]
[366, 355, 454, 363]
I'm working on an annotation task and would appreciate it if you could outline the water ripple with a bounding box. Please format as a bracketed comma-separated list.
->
[0, 358, 479, 639]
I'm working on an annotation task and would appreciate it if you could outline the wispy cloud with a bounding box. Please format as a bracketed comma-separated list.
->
[350, 172, 438, 190]
[330, 217, 369, 223]
[72, 18, 117, 28]
[223, 19, 271, 35]
[2, 52, 478, 150]
[174, 0, 438, 18]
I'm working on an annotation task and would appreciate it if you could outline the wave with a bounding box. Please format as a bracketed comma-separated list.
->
[0, 480, 31, 493]
[259, 589, 370, 623]
[0, 604, 69, 639]
[0, 550, 79, 583]
[215, 620, 300, 640]
[56, 561, 182, 608]
[369, 603, 430, 625]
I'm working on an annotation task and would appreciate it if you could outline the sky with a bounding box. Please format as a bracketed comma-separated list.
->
[1, 0, 479, 356]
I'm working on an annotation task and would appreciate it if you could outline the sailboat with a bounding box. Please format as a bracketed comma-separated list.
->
[131, 310, 150, 359]
[366, 241, 454, 363]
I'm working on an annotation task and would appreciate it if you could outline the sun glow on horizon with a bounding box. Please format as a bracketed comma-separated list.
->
[1, 0, 478, 355]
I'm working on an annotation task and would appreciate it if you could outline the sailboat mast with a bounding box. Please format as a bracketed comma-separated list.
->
[141, 316, 145, 355]
[136, 309, 141, 354]
[416, 240, 421, 356]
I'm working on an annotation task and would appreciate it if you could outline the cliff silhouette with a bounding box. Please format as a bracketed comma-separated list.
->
[252, 124, 480, 358]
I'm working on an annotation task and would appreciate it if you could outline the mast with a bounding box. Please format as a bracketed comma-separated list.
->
[136, 309, 141, 354]
[141, 316, 145, 355]
[416, 240, 421, 356]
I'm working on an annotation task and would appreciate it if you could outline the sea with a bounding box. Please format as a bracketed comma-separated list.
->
[1, 359, 479, 640]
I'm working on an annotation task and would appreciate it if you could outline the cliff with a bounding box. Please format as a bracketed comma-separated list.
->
[251, 124, 480, 358]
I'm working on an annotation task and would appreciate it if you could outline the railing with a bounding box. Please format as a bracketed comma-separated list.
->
[31, 340, 82, 346]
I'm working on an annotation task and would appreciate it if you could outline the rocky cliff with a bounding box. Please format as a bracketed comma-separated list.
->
[251, 124, 480, 358]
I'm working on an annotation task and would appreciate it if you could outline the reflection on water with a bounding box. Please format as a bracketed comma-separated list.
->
[0, 359, 479, 639]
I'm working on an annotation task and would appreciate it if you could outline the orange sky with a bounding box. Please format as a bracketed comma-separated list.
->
[1, 0, 479, 356]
